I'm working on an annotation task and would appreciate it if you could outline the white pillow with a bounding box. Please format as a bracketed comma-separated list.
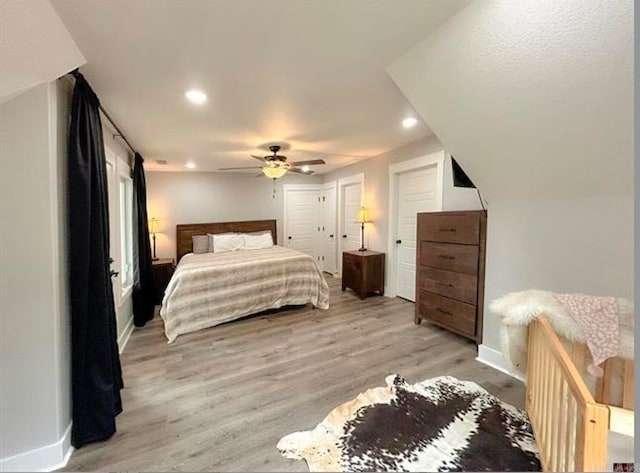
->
[243, 231, 274, 250]
[192, 235, 209, 254]
[212, 233, 244, 253]
[208, 232, 234, 252]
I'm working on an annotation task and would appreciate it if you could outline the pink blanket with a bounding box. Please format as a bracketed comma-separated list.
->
[553, 293, 619, 376]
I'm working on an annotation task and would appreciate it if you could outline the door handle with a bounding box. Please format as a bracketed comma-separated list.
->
[342, 235, 347, 238]
[109, 257, 114, 264]
[329, 234, 334, 238]
[396, 239, 402, 244]
[109, 269, 119, 278]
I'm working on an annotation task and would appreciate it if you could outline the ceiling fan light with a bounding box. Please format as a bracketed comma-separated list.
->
[262, 165, 288, 179]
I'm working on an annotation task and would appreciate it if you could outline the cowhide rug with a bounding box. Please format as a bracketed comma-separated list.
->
[278, 375, 541, 472]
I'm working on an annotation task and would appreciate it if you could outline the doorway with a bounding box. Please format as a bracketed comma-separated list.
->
[387, 152, 444, 301]
[283, 184, 322, 261]
[321, 181, 337, 275]
[337, 173, 364, 276]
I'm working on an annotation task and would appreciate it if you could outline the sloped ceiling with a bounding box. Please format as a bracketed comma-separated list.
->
[0, 0, 85, 104]
[387, 0, 633, 201]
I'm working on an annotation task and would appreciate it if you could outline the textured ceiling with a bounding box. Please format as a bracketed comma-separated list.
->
[389, 0, 633, 200]
[51, 0, 471, 173]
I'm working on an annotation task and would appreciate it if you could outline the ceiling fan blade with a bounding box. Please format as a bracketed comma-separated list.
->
[219, 166, 263, 171]
[250, 155, 266, 162]
[289, 167, 315, 175]
[290, 159, 326, 166]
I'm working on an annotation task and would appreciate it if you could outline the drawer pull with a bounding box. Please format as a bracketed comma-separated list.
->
[438, 282, 455, 288]
[438, 227, 457, 232]
[438, 254, 456, 260]
[435, 307, 453, 315]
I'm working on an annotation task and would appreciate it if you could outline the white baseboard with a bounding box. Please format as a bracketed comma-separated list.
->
[0, 422, 73, 472]
[118, 315, 134, 354]
[476, 344, 525, 383]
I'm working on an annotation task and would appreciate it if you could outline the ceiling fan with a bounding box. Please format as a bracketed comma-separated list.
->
[219, 145, 326, 179]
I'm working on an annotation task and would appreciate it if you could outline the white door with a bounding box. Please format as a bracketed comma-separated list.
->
[321, 181, 337, 274]
[395, 166, 439, 301]
[284, 187, 321, 260]
[105, 145, 134, 341]
[104, 147, 122, 317]
[340, 183, 362, 253]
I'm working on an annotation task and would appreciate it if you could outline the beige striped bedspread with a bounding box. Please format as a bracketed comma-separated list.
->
[160, 246, 330, 342]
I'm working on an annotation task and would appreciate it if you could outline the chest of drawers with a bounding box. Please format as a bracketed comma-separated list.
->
[415, 211, 487, 343]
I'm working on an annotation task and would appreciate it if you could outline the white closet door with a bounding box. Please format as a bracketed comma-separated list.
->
[321, 181, 337, 274]
[341, 183, 361, 253]
[395, 166, 438, 301]
[284, 187, 321, 259]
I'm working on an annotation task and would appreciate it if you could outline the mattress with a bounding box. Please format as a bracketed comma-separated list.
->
[160, 246, 330, 342]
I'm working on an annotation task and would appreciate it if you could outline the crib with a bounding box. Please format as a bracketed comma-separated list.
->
[526, 315, 634, 471]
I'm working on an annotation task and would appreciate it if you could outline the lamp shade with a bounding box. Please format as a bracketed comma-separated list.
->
[149, 217, 159, 234]
[262, 163, 289, 179]
[355, 207, 371, 223]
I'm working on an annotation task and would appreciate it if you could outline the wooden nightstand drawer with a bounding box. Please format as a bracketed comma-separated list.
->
[418, 212, 480, 245]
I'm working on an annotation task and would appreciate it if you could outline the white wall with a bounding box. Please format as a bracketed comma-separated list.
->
[387, 0, 633, 368]
[146, 171, 322, 262]
[321, 134, 483, 284]
[0, 81, 72, 470]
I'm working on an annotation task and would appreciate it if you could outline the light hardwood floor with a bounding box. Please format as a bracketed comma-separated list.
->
[64, 276, 524, 471]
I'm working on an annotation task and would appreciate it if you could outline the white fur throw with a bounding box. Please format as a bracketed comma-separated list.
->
[490, 290, 634, 377]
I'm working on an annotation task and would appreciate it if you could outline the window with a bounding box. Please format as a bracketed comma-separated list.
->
[119, 175, 134, 292]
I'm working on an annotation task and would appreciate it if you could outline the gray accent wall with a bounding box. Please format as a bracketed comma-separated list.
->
[145, 171, 322, 262]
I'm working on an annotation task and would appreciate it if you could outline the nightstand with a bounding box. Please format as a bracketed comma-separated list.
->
[152, 258, 175, 305]
[341, 250, 385, 300]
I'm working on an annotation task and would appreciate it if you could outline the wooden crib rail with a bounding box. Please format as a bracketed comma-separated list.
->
[526, 316, 609, 472]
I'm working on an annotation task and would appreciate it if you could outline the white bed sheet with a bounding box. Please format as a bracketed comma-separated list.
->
[160, 246, 329, 342]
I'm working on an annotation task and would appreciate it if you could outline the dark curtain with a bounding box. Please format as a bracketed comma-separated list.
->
[132, 153, 156, 326]
[68, 72, 123, 448]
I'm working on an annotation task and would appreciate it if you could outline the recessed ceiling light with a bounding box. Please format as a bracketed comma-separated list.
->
[302, 165, 310, 172]
[402, 117, 418, 128]
[185, 89, 207, 105]
[185, 161, 197, 169]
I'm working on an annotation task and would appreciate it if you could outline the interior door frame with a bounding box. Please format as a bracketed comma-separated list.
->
[282, 183, 322, 257]
[337, 172, 365, 277]
[386, 151, 445, 297]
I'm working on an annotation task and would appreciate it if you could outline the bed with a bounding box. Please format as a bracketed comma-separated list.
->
[160, 219, 330, 342]
[526, 315, 634, 471]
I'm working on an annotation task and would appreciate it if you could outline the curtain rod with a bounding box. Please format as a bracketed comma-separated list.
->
[64, 69, 136, 155]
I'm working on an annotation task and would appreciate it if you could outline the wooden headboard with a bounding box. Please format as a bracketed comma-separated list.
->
[176, 219, 277, 263]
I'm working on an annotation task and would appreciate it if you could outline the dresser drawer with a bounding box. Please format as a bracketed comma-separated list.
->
[420, 242, 479, 275]
[419, 291, 476, 337]
[418, 267, 477, 305]
[418, 213, 480, 245]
